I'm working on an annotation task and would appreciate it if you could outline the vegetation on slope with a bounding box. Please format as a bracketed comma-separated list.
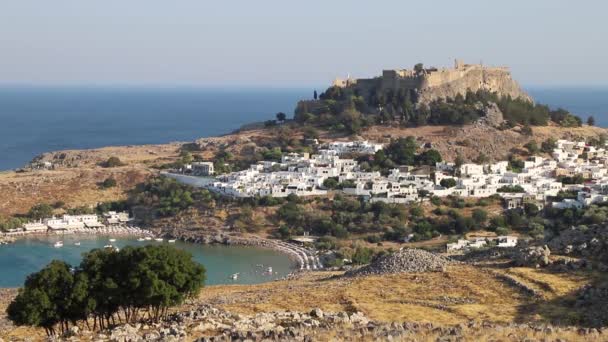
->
[296, 88, 583, 134]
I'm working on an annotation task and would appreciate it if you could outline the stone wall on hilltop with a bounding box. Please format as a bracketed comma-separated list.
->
[417, 66, 533, 104]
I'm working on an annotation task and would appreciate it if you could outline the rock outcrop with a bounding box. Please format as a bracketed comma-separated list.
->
[345, 248, 451, 277]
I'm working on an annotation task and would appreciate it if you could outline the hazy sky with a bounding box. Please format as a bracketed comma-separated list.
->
[1, 0, 607, 87]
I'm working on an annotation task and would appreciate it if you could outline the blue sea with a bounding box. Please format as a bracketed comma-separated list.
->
[0, 86, 607, 170]
[0, 86, 312, 170]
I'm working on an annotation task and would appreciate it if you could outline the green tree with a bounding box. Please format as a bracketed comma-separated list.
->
[587, 115, 595, 126]
[323, 177, 339, 189]
[541, 138, 557, 153]
[524, 140, 540, 155]
[276, 112, 287, 121]
[472, 208, 488, 225]
[440, 178, 457, 188]
[415, 149, 442, 166]
[28, 203, 54, 220]
[384, 137, 418, 165]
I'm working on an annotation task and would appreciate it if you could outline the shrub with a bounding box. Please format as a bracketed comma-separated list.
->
[99, 177, 117, 189]
[102, 157, 125, 168]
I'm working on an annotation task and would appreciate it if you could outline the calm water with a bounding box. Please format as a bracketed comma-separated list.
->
[527, 87, 608, 125]
[0, 235, 296, 287]
[0, 86, 312, 170]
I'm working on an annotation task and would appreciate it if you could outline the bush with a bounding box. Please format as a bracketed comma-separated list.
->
[99, 177, 117, 189]
[102, 157, 125, 168]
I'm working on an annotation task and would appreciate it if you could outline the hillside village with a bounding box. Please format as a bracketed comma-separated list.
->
[182, 139, 608, 211]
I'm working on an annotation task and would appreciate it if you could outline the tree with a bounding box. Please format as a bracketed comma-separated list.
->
[28, 203, 54, 220]
[440, 178, 457, 188]
[541, 138, 557, 153]
[472, 209, 488, 225]
[524, 141, 540, 155]
[322, 177, 339, 189]
[313, 90, 318, 100]
[7, 245, 206, 335]
[384, 137, 418, 165]
[415, 149, 442, 166]
[276, 112, 287, 122]
[454, 154, 465, 168]
[587, 115, 596, 126]
[414, 63, 424, 73]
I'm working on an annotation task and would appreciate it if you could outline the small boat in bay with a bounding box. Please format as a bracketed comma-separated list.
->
[53, 241, 64, 248]
[109, 238, 116, 242]
[168, 239, 176, 243]
[155, 238, 163, 242]
[230, 273, 239, 280]
[137, 238, 145, 242]
[74, 242, 81, 246]
[144, 237, 152, 241]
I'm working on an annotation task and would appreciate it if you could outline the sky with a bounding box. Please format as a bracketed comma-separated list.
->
[1, 0, 607, 87]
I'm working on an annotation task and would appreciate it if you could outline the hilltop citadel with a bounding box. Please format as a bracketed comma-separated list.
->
[332, 59, 532, 104]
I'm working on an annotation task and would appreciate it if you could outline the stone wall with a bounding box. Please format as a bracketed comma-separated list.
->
[336, 60, 532, 106]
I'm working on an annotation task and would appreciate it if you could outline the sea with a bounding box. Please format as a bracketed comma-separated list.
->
[0, 235, 295, 287]
[0, 86, 606, 171]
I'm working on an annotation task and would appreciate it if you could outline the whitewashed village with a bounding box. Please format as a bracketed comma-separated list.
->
[172, 138, 608, 252]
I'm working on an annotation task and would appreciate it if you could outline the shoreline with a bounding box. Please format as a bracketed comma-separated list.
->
[0, 225, 154, 242]
[162, 231, 323, 271]
[1, 226, 322, 272]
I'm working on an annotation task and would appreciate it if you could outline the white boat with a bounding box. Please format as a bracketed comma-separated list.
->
[103, 244, 113, 249]
[230, 273, 239, 280]
[266, 266, 273, 274]
[154, 238, 163, 242]
[168, 239, 176, 243]
[74, 242, 81, 246]
[144, 237, 152, 241]
[53, 241, 64, 248]
[137, 238, 145, 242]
[109, 238, 116, 242]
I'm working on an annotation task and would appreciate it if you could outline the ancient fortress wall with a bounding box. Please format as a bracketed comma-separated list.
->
[332, 60, 531, 106]
[418, 66, 532, 104]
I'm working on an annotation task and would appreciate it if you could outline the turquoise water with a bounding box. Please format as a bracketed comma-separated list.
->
[0, 235, 296, 287]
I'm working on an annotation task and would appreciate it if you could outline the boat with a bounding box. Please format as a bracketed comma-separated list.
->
[266, 266, 273, 274]
[168, 239, 176, 243]
[53, 241, 63, 248]
[103, 244, 113, 249]
[109, 238, 116, 242]
[74, 242, 81, 246]
[137, 238, 145, 242]
[154, 238, 164, 242]
[144, 236, 152, 241]
[230, 273, 239, 280]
